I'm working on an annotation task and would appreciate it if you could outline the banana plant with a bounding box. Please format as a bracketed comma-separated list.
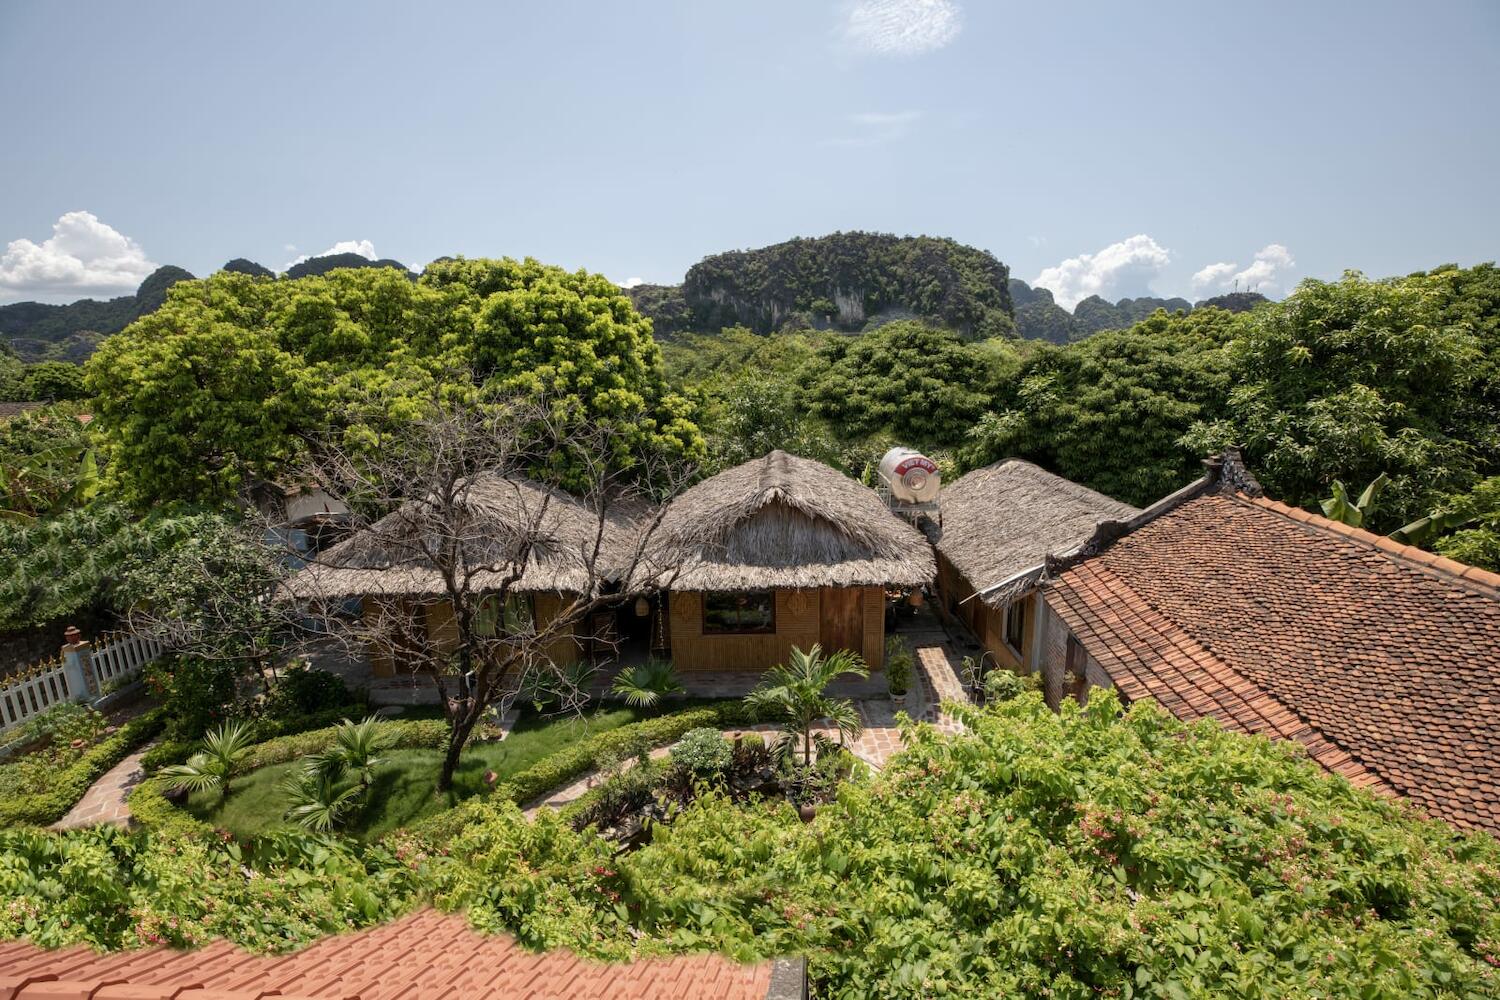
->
[1321, 473, 1387, 529]
[0, 445, 100, 523]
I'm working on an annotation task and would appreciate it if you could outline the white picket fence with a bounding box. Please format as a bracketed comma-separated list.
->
[90, 630, 165, 690]
[0, 629, 166, 734]
[0, 658, 75, 733]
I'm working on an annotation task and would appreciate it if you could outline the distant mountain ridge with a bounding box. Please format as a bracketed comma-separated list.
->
[0, 254, 412, 362]
[1008, 278, 1268, 344]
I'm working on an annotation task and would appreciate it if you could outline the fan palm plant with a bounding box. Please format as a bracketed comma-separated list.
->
[746, 644, 867, 767]
[158, 719, 256, 802]
[280, 766, 363, 832]
[325, 716, 395, 788]
[610, 659, 685, 708]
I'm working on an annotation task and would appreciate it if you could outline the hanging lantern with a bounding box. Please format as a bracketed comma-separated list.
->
[634, 596, 651, 617]
[908, 590, 925, 608]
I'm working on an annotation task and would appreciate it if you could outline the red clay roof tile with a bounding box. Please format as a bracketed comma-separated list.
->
[0, 912, 779, 1000]
[1049, 492, 1500, 835]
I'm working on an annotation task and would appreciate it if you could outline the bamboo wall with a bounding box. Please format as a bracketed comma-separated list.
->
[362, 593, 580, 678]
[936, 552, 1031, 672]
[667, 586, 886, 672]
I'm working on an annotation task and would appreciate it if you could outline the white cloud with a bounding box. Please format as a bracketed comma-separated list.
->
[1033, 235, 1172, 311]
[1191, 261, 1238, 295]
[1191, 244, 1296, 297]
[823, 109, 923, 147]
[618, 277, 644, 289]
[284, 239, 378, 270]
[0, 211, 158, 301]
[842, 0, 962, 57]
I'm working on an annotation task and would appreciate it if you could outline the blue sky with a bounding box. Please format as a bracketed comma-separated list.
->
[2, 0, 1497, 307]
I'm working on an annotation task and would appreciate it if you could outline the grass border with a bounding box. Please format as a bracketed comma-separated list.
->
[0, 709, 165, 827]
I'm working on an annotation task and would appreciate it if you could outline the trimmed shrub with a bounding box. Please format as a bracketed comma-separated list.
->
[672, 727, 733, 776]
[0, 710, 164, 826]
[262, 665, 355, 721]
[139, 703, 374, 773]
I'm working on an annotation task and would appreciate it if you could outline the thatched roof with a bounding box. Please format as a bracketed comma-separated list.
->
[931, 459, 1138, 607]
[650, 450, 934, 591]
[288, 473, 645, 599]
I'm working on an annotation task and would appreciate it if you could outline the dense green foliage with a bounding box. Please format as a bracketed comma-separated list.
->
[966, 308, 1240, 505]
[0, 825, 424, 950]
[660, 232, 1015, 338]
[1183, 265, 1500, 531]
[0, 709, 163, 826]
[803, 322, 997, 447]
[412, 692, 1500, 997]
[86, 260, 703, 504]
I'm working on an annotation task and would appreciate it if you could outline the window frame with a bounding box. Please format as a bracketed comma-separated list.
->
[1003, 597, 1027, 657]
[701, 590, 777, 635]
[475, 592, 535, 638]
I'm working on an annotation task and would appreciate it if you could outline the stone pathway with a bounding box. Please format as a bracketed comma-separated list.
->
[51, 744, 152, 830]
[523, 638, 972, 820]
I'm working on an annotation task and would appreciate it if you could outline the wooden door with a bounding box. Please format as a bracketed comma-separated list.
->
[819, 587, 864, 657]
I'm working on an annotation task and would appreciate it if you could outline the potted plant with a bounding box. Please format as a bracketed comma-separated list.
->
[885, 636, 912, 709]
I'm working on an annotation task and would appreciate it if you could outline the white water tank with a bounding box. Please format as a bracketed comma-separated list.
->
[877, 447, 941, 504]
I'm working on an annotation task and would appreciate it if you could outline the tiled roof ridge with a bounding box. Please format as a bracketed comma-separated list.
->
[1234, 494, 1500, 598]
[1056, 561, 1395, 797]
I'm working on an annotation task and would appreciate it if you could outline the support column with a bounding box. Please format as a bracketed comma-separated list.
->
[1026, 590, 1045, 677]
[60, 625, 97, 701]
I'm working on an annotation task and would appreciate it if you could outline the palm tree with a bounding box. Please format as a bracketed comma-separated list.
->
[746, 644, 867, 767]
[159, 719, 256, 802]
[281, 766, 363, 832]
[610, 659, 685, 708]
[325, 716, 394, 788]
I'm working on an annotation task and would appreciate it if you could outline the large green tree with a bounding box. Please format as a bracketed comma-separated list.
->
[1183, 268, 1494, 528]
[86, 260, 702, 505]
[801, 321, 995, 448]
[966, 308, 1240, 506]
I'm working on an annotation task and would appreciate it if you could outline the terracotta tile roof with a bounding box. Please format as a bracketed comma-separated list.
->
[1048, 492, 1500, 835]
[0, 910, 786, 1000]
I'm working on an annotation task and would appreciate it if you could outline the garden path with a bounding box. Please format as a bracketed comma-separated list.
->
[523, 639, 969, 819]
[50, 744, 152, 830]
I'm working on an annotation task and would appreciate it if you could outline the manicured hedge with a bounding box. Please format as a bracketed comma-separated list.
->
[404, 701, 754, 845]
[130, 717, 450, 840]
[138, 703, 383, 772]
[0, 709, 164, 827]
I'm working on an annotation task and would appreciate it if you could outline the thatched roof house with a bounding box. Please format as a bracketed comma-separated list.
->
[650, 451, 934, 673]
[652, 450, 934, 591]
[933, 459, 1138, 607]
[291, 473, 645, 599]
[929, 459, 1137, 671]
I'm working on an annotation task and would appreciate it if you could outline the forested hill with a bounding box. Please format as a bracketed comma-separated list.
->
[628, 232, 1016, 339]
[1008, 278, 1269, 344]
[0, 265, 194, 362]
[0, 254, 413, 362]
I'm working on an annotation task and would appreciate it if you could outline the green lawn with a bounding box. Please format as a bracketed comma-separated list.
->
[185, 707, 649, 842]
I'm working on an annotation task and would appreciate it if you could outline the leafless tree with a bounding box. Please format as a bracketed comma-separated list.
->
[285, 398, 692, 793]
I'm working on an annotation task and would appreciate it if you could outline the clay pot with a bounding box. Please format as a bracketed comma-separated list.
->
[798, 802, 817, 823]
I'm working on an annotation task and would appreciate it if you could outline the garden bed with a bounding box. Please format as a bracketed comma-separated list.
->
[181, 707, 652, 841]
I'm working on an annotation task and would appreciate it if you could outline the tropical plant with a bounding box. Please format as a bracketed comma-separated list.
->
[280, 766, 364, 833]
[884, 637, 912, 698]
[325, 716, 395, 789]
[1321, 472, 1388, 528]
[671, 727, 732, 777]
[157, 720, 255, 802]
[745, 644, 867, 766]
[609, 659, 684, 708]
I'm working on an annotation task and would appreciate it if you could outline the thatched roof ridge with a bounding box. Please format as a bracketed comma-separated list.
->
[289, 473, 645, 599]
[932, 459, 1138, 607]
[651, 450, 935, 591]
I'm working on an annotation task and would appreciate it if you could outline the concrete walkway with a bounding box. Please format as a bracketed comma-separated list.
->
[51, 744, 152, 830]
